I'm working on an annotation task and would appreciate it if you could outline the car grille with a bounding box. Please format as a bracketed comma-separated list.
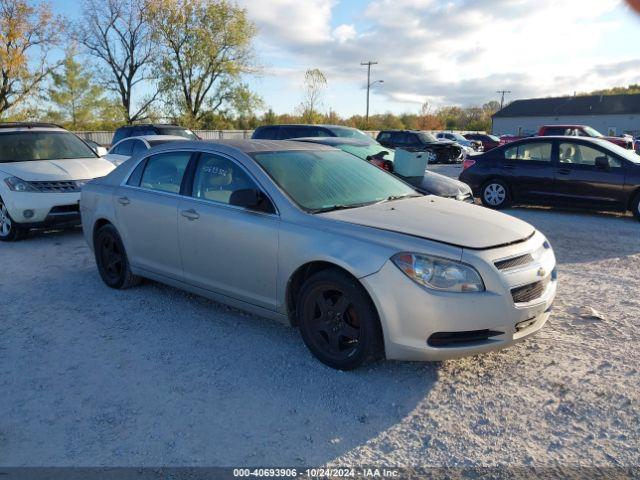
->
[49, 204, 80, 215]
[495, 253, 534, 271]
[30, 181, 83, 193]
[511, 276, 550, 304]
[428, 329, 504, 347]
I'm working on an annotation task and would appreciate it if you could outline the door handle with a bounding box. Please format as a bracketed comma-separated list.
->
[181, 209, 200, 220]
[556, 169, 571, 175]
[117, 196, 130, 205]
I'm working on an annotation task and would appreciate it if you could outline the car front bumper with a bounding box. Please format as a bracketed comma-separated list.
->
[360, 232, 557, 361]
[1, 191, 81, 228]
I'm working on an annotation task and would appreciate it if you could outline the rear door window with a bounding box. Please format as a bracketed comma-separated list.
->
[131, 139, 147, 156]
[253, 127, 277, 139]
[377, 132, 391, 142]
[504, 142, 552, 162]
[112, 139, 134, 156]
[140, 152, 192, 194]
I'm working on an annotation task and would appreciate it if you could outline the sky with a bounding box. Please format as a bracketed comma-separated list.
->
[51, 0, 640, 117]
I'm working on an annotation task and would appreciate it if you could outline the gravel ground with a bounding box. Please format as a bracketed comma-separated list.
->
[1, 165, 639, 467]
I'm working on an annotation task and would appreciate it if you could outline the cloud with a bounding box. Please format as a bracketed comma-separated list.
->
[238, 0, 336, 45]
[332, 24, 357, 43]
[241, 0, 639, 111]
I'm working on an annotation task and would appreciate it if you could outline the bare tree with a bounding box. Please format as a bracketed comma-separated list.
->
[0, 0, 64, 116]
[74, 0, 158, 123]
[299, 68, 327, 123]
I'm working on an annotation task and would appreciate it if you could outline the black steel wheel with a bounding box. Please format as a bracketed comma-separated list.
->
[94, 224, 140, 289]
[297, 269, 383, 370]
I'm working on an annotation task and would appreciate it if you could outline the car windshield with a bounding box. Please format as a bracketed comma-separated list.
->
[339, 143, 395, 162]
[418, 132, 437, 142]
[583, 126, 604, 138]
[328, 127, 376, 144]
[253, 149, 417, 212]
[449, 133, 467, 142]
[157, 127, 198, 140]
[0, 131, 97, 163]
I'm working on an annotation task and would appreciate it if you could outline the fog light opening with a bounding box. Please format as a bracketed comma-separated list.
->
[23, 209, 34, 219]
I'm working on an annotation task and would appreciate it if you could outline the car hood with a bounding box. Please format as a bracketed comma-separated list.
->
[0, 157, 115, 181]
[401, 171, 471, 197]
[320, 196, 535, 249]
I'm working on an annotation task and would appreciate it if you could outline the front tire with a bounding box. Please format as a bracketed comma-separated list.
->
[94, 224, 140, 289]
[0, 199, 28, 242]
[481, 179, 511, 209]
[296, 269, 384, 370]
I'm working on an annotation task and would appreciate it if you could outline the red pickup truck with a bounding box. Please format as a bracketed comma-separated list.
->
[538, 125, 636, 150]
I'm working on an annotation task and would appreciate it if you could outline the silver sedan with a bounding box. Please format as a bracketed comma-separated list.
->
[81, 140, 557, 370]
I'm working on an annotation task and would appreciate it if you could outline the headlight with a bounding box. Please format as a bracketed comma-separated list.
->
[4, 176, 39, 192]
[392, 253, 485, 292]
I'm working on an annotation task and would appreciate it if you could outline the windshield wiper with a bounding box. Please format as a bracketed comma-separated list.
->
[310, 201, 380, 214]
[384, 194, 423, 202]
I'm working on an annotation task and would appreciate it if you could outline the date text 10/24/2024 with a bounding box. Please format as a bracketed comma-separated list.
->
[233, 468, 401, 478]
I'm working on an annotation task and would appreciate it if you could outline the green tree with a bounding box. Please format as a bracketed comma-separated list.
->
[48, 51, 109, 128]
[299, 68, 327, 123]
[148, 0, 257, 125]
[0, 0, 64, 116]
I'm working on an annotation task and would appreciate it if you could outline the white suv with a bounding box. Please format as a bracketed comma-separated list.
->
[0, 123, 116, 241]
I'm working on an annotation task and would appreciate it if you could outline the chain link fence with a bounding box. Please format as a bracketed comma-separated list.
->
[73, 130, 381, 146]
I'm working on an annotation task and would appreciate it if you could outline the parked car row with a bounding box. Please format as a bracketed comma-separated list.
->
[1, 120, 562, 371]
[5, 119, 638, 372]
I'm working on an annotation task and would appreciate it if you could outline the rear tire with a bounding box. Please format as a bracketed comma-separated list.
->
[0, 199, 29, 242]
[94, 224, 140, 289]
[481, 179, 511, 209]
[296, 269, 384, 370]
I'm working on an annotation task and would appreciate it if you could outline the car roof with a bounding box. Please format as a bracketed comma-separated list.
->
[256, 124, 356, 130]
[505, 136, 612, 146]
[541, 125, 587, 128]
[292, 137, 371, 147]
[0, 122, 67, 132]
[196, 139, 336, 153]
[117, 135, 188, 142]
[117, 123, 187, 129]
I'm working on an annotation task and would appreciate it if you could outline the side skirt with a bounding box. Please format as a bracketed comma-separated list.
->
[133, 266, 291, 326]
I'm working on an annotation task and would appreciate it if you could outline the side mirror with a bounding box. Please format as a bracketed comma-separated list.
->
[595, 156, 610, 170]
[229, 188, 274, 213]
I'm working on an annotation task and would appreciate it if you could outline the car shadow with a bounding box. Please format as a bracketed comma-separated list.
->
[2, 255, 438, 466]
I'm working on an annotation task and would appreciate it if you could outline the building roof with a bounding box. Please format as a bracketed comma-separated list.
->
[493, 94, 640, 118]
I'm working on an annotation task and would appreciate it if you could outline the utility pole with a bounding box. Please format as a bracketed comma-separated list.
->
[361, 61, 379, 126]
[496, 90, 511, 110]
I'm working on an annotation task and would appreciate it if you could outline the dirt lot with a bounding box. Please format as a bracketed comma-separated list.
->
[1, 164, 639, 467]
